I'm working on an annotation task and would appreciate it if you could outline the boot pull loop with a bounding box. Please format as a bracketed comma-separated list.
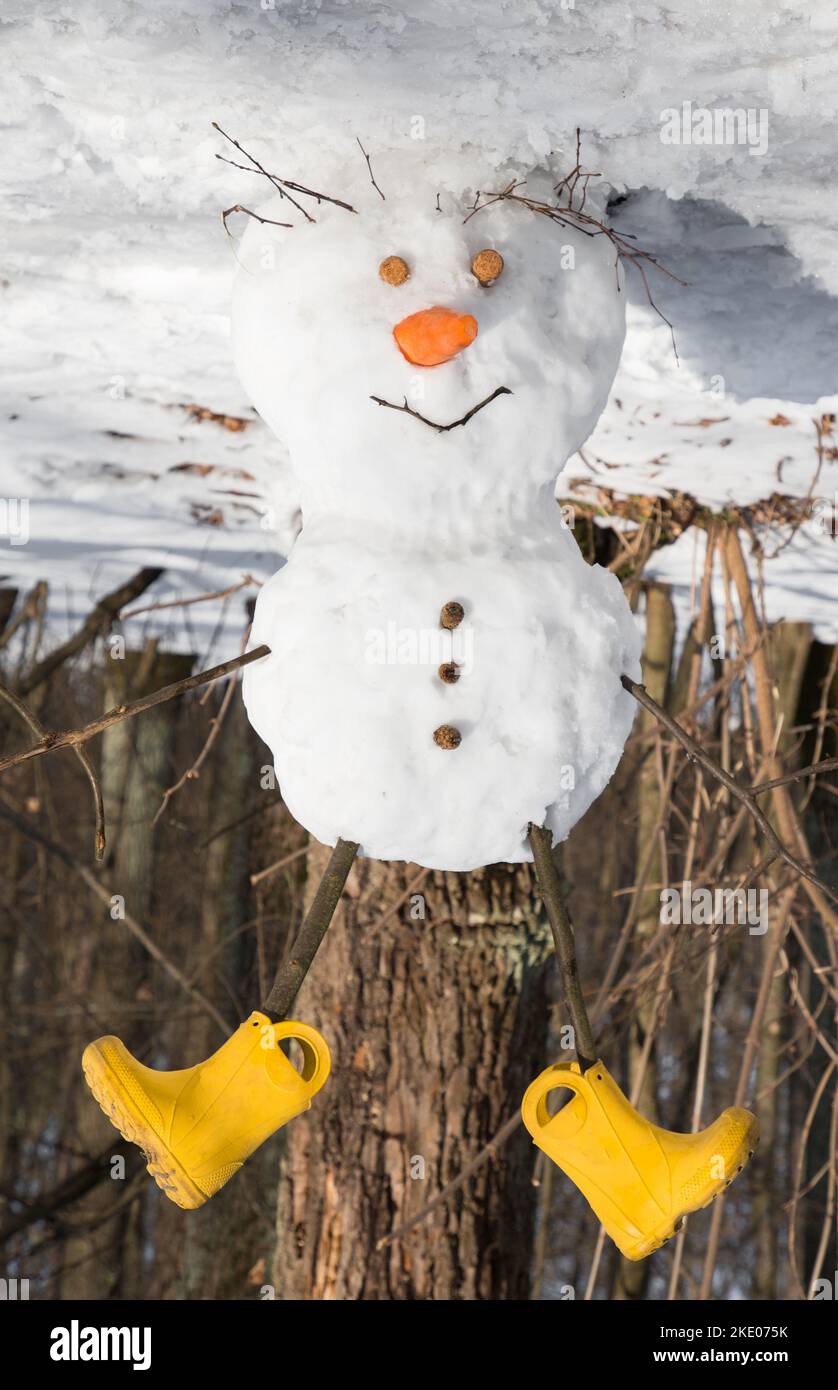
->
[272, 1021, 332, 1097]
[521, 1064, 589, 1137]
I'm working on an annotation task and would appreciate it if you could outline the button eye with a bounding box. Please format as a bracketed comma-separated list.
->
[471, 248, 504, 285]
[379, 255, 410, 286]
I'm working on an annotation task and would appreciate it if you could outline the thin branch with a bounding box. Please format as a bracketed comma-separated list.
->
[250, 844, 308, 886]
[751, 756, 838, 796]
[16, 568, 162, 697]
[196, 793, 284, 850]
[370, 386, 511, 434]
[152, 655, 239, 826]
[262, 837, 359, 1019]
[153, 621, 255, 825]
[621, 673, 838, 906]
[222, 204, 293, 237]
[213, 122, 357, 220]
[356, 137, 385, 199]
[120, 575, 259, 621]
[0, 682, 105, 861]
[0, 645, 271, 776]
[529, 824, 598, 1070]
[376, 1112, 521, 1251]
[0, 803, 230, 1033]
[463, 131, 685, 356]
[0, 580, 47, 653]
[375, 866, 431, 930]
[0, 1141, 136, 1244]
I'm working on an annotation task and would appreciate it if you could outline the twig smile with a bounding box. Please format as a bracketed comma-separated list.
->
[369, 385, 512, 433]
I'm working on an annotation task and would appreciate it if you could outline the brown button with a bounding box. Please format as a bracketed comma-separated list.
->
[471, 248, 504, 285]
[438, 662, 460, 684]
[440, 601, 464, 630]
[433, 725, 462, 750]
[379, 255, 410, 286]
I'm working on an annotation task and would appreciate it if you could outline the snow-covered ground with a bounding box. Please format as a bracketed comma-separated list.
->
[1, 1, 836, 657]
[580, 191, 838, 640]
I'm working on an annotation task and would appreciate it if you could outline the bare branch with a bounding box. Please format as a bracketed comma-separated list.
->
[620, 673, 838, 907]
[250, 844, 308, 886]
[377, 1112, 522, 1251]
[356, 137, 385, 199]
[120, 575, 259, 621]
[17, 568, 162, 698]
[0, 682, 106, 861]
[0, 802, 230, 1033]
[463, 131, 685, 355]
[213, 122, 357, 221]
[751, 756, 838, 796]
[370, 386, 512, 433]
[222, 204, 293, 237]
[262, 838, 359, 1019]
[529, 824, 598, 1070]
[0, 645, 271, 776]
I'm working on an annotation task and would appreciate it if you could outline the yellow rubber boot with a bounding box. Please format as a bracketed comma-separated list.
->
[522, 1060, 758, 1260]
[82, 1012, 330, 1209]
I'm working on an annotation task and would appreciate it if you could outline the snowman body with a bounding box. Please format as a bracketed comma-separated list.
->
[233, 183, 641, 870]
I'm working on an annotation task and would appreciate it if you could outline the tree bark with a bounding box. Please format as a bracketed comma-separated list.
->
[272, 848, 552, 1300]
[752, 622, 811, 1299]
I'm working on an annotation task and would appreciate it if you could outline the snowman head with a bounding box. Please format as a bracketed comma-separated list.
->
[232, 151, 626, 534]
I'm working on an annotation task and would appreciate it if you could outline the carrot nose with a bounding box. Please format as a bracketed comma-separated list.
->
[393, 306, 478, 367]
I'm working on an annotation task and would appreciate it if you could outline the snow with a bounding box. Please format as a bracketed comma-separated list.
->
[570, 190, 838, 641]
[234, 188, 640, 867]
[0, 3, 835, 686]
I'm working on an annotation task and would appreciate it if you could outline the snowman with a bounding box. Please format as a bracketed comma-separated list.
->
[232, 154, 641, 870]
[81, 143, 757, 1249]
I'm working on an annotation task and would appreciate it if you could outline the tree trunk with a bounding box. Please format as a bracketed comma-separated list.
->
[752, 622, 811, 1300]
[614, 581, 674, 1301]
[273, 849, 552, 1300]
[177, 693, 278, 1300]
[60, 648, 194, 1300]
[796, 639, 838, 1295]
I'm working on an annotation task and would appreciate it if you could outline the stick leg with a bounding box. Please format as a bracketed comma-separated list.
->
[262, 837, 359, 1020]
[528, 824, 597, 1071]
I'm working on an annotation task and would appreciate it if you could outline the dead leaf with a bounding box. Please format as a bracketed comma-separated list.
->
[174, 462, 213, 477]
[768, 414, 792, 427]
[672, 417, 730, 428]
[190, 504, 225, 526]
[170, 462, 256, 482]
[183, 403, 252, 432]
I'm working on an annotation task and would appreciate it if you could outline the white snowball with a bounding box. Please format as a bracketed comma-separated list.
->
[234, 164, 641, 868]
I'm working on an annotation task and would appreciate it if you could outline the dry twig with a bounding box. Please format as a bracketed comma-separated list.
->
[0, 646, 271, 776]
[213, 122, 357, 224]
[356, 137, 385, 200]
[0, 683, 105, 860]
[464, 129, 685, 355]
[370, 386, 511, 433]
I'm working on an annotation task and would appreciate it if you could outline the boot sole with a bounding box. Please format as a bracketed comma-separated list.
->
[82, 1042, 208, 1210]
[625, 1115, 760, 1260]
